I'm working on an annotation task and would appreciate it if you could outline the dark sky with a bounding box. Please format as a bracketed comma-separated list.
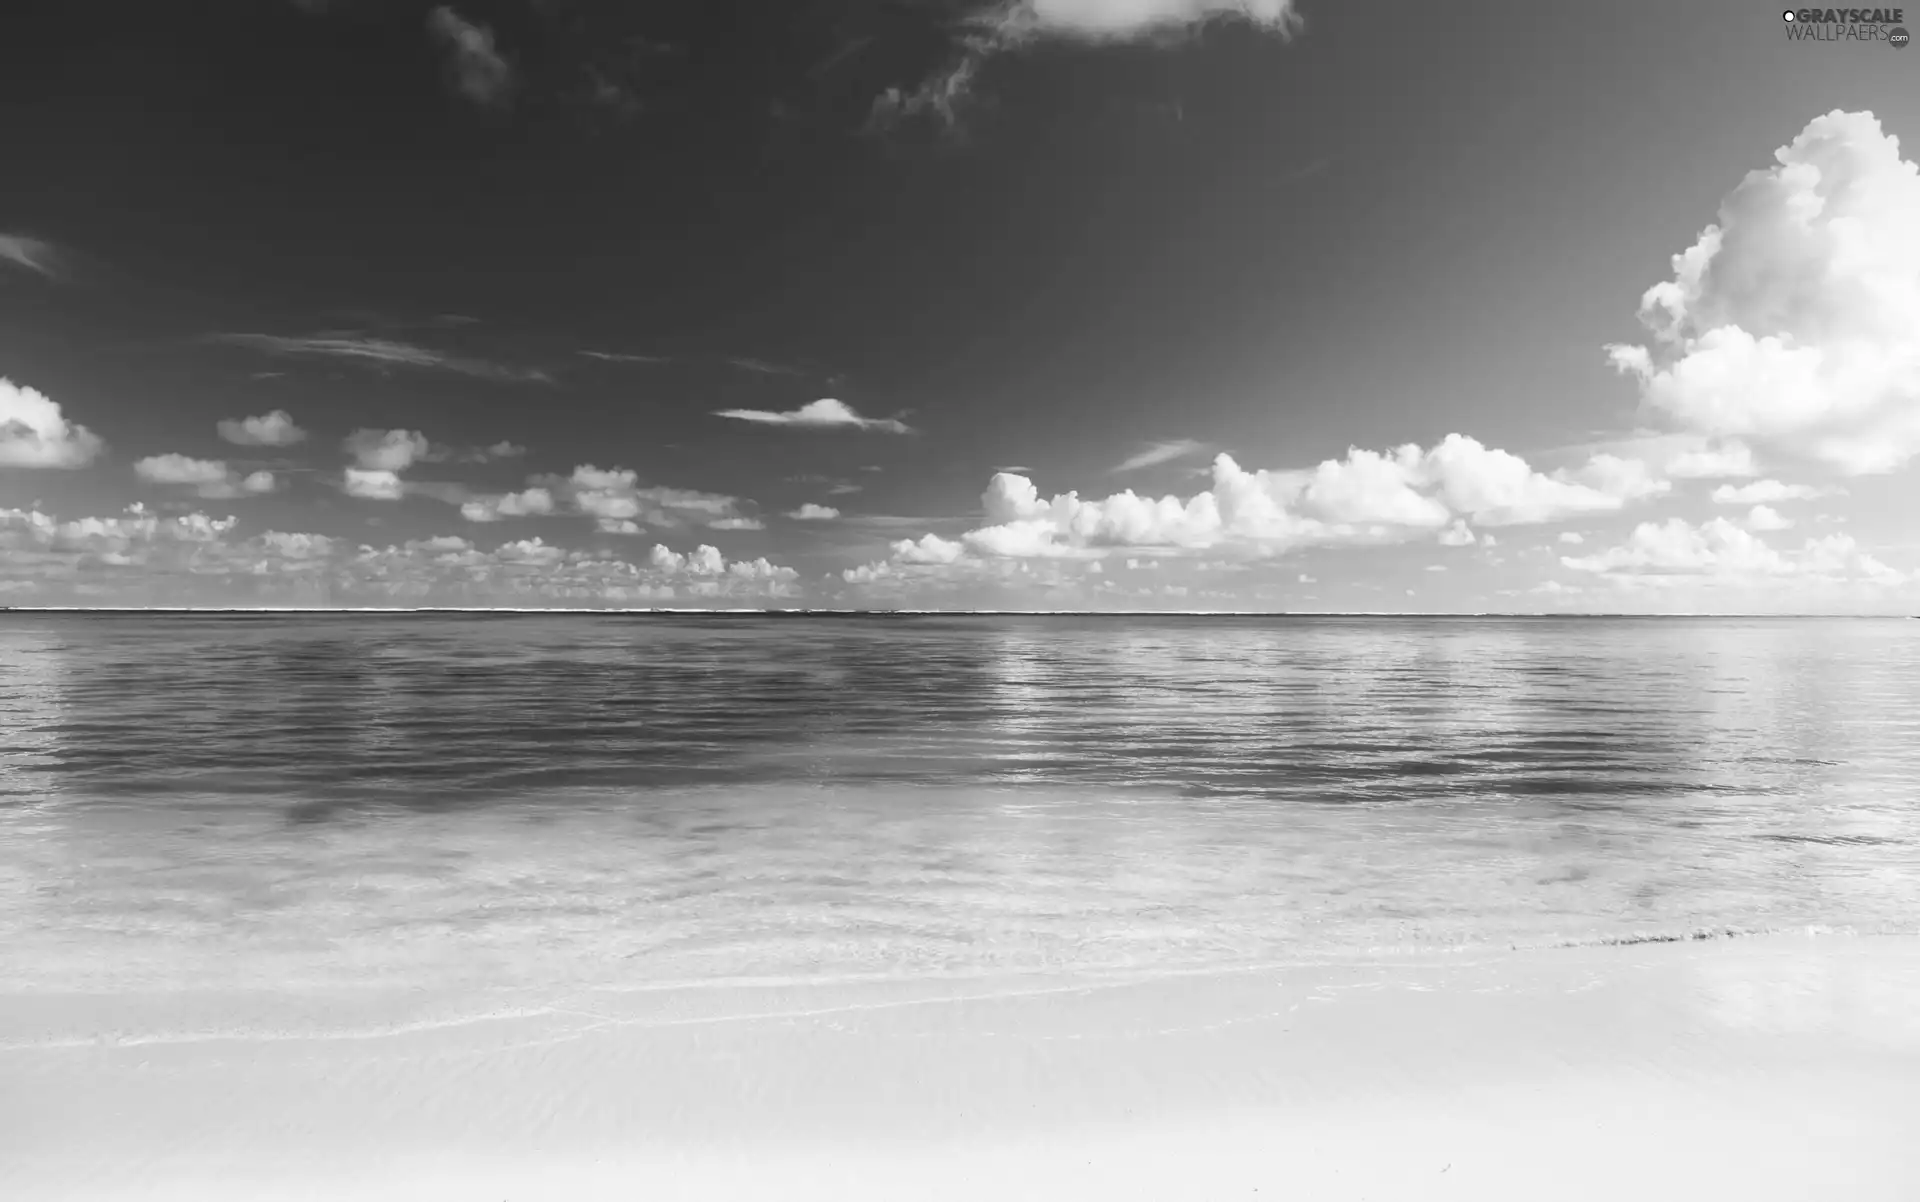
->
[3, 0, 1918, 610]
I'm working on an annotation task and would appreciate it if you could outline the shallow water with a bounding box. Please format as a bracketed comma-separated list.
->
[3, 614, 1918, 996]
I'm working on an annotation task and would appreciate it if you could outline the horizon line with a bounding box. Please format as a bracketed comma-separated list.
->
[0, 606, 1912, 619]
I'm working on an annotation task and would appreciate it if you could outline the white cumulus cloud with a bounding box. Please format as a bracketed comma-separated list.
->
[841, 435, 1670, 584]
[1562, 517, 1901, 585]
[1606, 110, 1920, 474]
[340, 429, 431, 502]
[0, 378, 104, 468]
[713, 398, 913, 433]
[344, 468, 406, 501]
[1745, 505, 1793, 531]
[788, 503, 841, 521]
[0, 502, 805, 607]
[557, 464, 755, 534]
[1709, 478, 1825, 504]
[218, 410, 307, 447]
[133, 455, 277, 499]
[345, 428, 431, 472]
[1437, 520, 1477, 547]
[460, 487, 556, 523]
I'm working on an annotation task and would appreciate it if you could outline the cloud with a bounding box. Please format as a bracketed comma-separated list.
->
[423, 439, 528, 464]
[579, 350, 673, 365]
[892, 533, 969, 565]
[133, 454, 278, 499]
[343, 468, 406, 501]
[133, 455, 229, 488]
[878, 0, 1302, 132]
[1561, 517, 1902, 585]
[1709, 479, 1825, 505]
[788, 503, 841, 521]
[869, 55, 982, 133]
[649, 544, 724, 575]
[1746, 505, 1793, 532]
[2, 502, 236, 560]
[1606, 110, 1920, 474]
[1437, 520, 1476, 547]
[427, 6, 515, 108]
[1559, 531, 1585, 545]
[460, 487, 556, 523]
[0, 378, 104, 468]
[0, 234, 57, 279]
[985, 0, 1304, 42]
[555, 464, 756, 533]
[713, 397, 913, 433]
[213, 334, 547, 382]
[217, 409, 307, 447]
[726, 357, 808, 377]
[649, 543, 799, 585]
[842, 435, 1671, 580]
[345, 428, 431, 472]
[0, 504, 804, 607]
[1112, 438, 1205, 473]
[1663, 440, 1757, 480]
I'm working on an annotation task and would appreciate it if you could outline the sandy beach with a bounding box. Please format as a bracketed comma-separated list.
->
[5, 930, 1917, 1201]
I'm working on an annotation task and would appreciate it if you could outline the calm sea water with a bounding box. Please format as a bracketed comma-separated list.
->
[3, 614, 1918, 1001]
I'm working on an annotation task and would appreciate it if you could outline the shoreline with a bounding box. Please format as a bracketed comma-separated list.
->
[6, 930, 1918, 1200]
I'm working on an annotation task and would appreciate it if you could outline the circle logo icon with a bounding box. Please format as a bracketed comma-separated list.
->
[1782, 9, 1796, 19]
[1891, 26, 1911, 46]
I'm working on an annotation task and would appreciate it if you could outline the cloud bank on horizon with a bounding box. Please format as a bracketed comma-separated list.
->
[2, 105, 1917, 611]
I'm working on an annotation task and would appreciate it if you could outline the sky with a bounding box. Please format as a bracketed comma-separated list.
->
[3, 0, 1918, 611]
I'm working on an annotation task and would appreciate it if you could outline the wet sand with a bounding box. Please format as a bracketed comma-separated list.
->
[4, 931, 1918, 1201]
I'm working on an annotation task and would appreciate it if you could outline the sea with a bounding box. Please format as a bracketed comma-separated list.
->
[3, 612, 1918, 1003]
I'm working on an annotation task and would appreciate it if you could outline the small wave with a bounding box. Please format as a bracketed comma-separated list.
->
[1545, 923, 1855, 950]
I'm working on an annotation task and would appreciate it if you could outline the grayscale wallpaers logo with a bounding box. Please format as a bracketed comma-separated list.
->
[1783, 8, 1910, 44]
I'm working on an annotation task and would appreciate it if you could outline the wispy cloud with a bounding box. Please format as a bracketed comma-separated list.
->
[727, 357, 809, 377]
[868, 54, 982, 134]
[0, 234, 58, 279]
[788, 503, 842, 521]
[579, 350, 674, 365]
[713, 397, 914, 434]
[580, 67, 643, 119]
[986, 0, 1305, 44]
[427, 6, 515, 109]
[211, 334, 549, 383]
[787, 473, 865, 496]
[878, 0, 1306, 132]
[423, 440, 527, 465]
[1112, 438, 1205, 473]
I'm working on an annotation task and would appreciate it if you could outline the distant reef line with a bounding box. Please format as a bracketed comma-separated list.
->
[0, 607, 1909, 619]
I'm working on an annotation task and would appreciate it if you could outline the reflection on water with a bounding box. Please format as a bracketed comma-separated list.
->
[1, 615, 1918, 995]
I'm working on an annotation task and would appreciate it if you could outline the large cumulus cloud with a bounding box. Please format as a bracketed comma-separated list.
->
[0, 378, 104, 468]
[1607, 110, 1920, 474]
